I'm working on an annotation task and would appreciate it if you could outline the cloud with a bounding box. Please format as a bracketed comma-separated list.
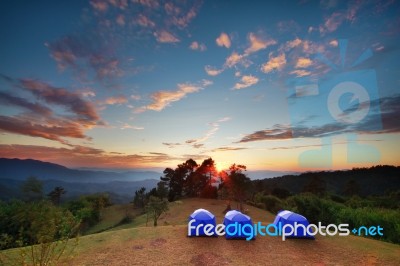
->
[244, 33, 276, 55]
[169, 1, 201, 29]
[290, 69, 312, 77]
[130, 94, 141, 101]
[102, 95, 128, 105]
[184, 117, 231, 148]
[0, 76, 103, 145]
[204, 65, 223, 76]
[135, 14, 156, 27]
[329, 39, 338, 47]
[120, 123, 144, 130]
[295, 57, 313, 68]
[284, 38, 303, 50]
[189, 41, 207, 51]
[138, 81, 211, 112]
[224, 52, 244, 68]
[132, 0, 160, 9]
[20, 79, 100, 123]
[261, 53, 286, 73]
[153, 30, 180, 43]
[237, 94, 400, 143]
[0, 144, 180, 168]
[0, 91, 52, 116]
[233, 75, 259, 90]
[162, 142, 182, 148]
[212, 146, 247, 152]
[90, 0, 109, 12]
[216, 32, 231, 48]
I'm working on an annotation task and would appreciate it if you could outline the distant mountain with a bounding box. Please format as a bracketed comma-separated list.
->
[0, 158, 161, 203]
[0, 178, 158, 204]
[254, 165, 400, 196]
[247, 170, 299, 180]
[0, 158, 161, 183]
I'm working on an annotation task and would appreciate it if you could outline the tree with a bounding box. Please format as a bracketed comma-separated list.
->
[156, 181, 168, 200]
[195, 158, 218, 198]
[222, 164, 251, 212]
[47, 186, 66, 205]
[21, 176, 43, 201]
[145, 196, 168, 226]
[133, 187, 147, 208]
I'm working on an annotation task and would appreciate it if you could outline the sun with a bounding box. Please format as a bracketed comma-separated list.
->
[215, 162, 228, 173]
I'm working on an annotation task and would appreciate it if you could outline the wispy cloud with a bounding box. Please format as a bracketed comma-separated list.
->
[212, 146, 247, 152]
[233, 75, 259, 90]
[216, 32, 231, 48]
[137, 80, 212, 112]
[0, 144, 179, 168]
[154, 30, 180, 43]
[185, 117, 232, 148]
[205, 65, 223, 76]
[0, 75, 103, 145]
[224, 52, 244, 68]
[261, 53, 286, 73]
[237, 95, 400, 143]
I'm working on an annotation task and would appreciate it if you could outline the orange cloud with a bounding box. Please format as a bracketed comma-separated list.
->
[0, 144, 179, 168]
[225, 52, 243, 68]
[245, 33, 276, 54]
[153, 30, 180, 43]
[138, 81, 212, 112]
[233, 75, 259, 90]
[261, 53, 286, 73]
[295, 57, 312, 68]
[102, 95, 128, 105]
[216, 32, 231, 48]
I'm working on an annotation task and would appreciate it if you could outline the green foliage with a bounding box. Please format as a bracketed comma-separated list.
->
[282, 193, 400, 244]
[20, 176, 43, 201]
[65, 193, 111, 232]
[145, 196, 169, 226]
[253, 193, 283, 213]
[0, 200, 79, 265]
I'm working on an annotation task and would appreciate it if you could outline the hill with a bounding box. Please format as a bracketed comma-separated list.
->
[255, 165, 400, 196]
[0, 158, 161, 183]
[0, 158, 161, 203]
[3, 198, 399, 265]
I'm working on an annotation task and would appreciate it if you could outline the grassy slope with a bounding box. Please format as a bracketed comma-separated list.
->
[2, 198, 400, 265]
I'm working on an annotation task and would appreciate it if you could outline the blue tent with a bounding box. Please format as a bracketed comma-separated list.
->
[273, 210, 315, 239]
[188, 208, 216, 236]
[223, 210, 254, 239]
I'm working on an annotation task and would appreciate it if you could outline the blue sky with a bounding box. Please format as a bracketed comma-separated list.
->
[0, 0, 399, 171]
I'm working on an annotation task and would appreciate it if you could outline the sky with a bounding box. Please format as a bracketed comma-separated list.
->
[0, 0, 399, 172]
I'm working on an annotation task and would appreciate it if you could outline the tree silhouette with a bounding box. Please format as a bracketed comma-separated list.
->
[344, 179, 360, 196]
[47, 186, 66, 205]
[222, 164, 251, 211]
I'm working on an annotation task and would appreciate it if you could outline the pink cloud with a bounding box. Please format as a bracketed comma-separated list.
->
[153, 30, 180, 43]
[261, 53, 287, 73]
[233, 75, 259, 90]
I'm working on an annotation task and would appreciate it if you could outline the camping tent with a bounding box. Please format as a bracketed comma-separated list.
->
[273, 210, 315, 239]
[188, 208, 217, 236]
[223, 210, 254, 239]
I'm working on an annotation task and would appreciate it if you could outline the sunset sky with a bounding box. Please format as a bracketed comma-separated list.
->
[0, 0, 399, 171]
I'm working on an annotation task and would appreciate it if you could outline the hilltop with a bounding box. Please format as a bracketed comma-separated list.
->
[3, 198, 398, 265]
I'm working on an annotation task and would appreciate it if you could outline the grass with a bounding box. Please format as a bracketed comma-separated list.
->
[2, 198, 400, 265]
[84, 204, 140, 234]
